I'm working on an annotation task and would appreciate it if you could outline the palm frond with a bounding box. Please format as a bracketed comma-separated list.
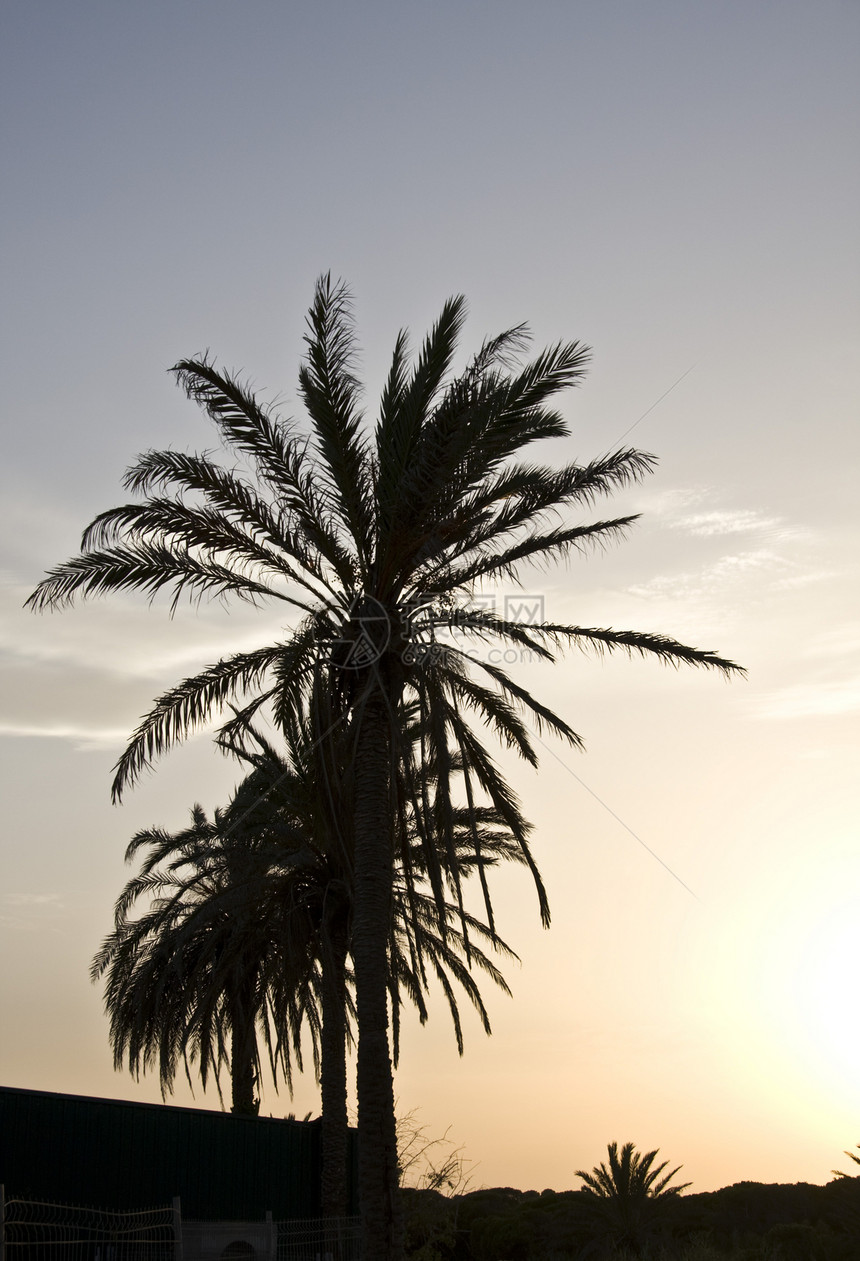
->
[299, 274, 374, 565]
[443, 517, 640, 589]
[445, 645, 584, 749]
[26, 542, 281, 614]
[547, 624, 746, 677]
[374, 294, 467, 561]
[172, 356, 360, 589]
[171, 355, 305, 498]
[111, 645, 288, 800]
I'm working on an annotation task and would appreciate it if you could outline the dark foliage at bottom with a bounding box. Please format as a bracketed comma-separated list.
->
[401, 1177, 860, 1259]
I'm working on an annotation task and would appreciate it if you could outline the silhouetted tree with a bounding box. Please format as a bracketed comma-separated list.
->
[576, 1140, 691, 1255]
[31, 277, 742, 1258]
[91, 802, 309, 1117]
[95, 702, 523, 1217]
[224, 710, 524, 1217]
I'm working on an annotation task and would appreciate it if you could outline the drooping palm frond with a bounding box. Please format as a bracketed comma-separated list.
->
[110, 644, 292, 800]
[388, 890, 519, 1062]
[25, 542, 280, 614]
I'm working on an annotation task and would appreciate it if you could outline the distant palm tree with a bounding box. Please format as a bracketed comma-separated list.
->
[576, 1141, 691, 1255]
[32, 276, 743, 1258]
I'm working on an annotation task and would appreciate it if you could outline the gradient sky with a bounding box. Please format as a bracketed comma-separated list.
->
[1, 0, 858, 1195]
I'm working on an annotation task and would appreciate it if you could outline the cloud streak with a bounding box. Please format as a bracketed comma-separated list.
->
[640, 488, 807, 544]
[626, 548, 793, 603]
[754, 678, 860, 720]
[672, 509, 783, 536]
[0, 721, 127, 749]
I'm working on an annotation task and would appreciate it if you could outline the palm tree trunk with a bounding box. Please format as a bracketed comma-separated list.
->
[351, 694, 404, 1260]
[320, 919, 350, 1219]
[230, 997, 259, 1116]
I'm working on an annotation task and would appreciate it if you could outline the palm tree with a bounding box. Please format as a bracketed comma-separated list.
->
[222, 712, 523, 1219]
[30, 276, 743, 1258]
[91, 802, 311, 1117]
[576, 1141, 691, 1255]
[95, 706, 523, 1218]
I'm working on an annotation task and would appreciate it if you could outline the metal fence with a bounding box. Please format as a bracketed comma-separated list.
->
[1, 1191, 361, 1261]
[179, 1216, 361, 1261]
[275, 1217, 361, 1261]
[0, 1189, 178, 1261]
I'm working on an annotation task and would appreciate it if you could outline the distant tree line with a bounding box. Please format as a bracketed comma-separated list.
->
[402, 1145, 860, 1260]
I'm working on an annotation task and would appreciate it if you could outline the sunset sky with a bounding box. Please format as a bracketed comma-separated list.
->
[1, 1, 858, 1195]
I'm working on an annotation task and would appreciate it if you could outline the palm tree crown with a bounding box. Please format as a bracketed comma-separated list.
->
[577, 1140, 691, 1200]
[91, 801, 309, 1116]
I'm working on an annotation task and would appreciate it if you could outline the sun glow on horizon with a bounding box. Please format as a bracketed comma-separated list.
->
[712, 853, 860, 1120]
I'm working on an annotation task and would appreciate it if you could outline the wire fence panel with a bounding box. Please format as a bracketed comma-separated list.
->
[2, 1197, 176, 1261]
[275, 1217, 361, 1261]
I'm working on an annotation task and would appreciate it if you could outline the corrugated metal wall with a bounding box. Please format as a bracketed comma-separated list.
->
[0, 1086, 353, 1219]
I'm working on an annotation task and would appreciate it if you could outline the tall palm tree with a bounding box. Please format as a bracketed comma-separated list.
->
[223, 712, 523, 1219]
[30, 276, 743, 1258]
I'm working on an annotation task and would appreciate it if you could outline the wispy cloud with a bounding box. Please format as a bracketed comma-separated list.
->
[755, 678, 860, 719]
[636, 487, 709, 517]
[771, 570, 840, 592]
[0, 891, 67, 931]
[799, 624, 860, 661]
[0, 721, 127, 749]
[3, 578, 289, 681]
[639, 487, 807, 545]
[4, 892, 64, 907]
[672, 509, 782, 537]
[627, 549, 792, 602]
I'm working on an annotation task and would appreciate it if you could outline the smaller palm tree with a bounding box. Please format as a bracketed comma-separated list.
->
[91, 802, 312, 1117]
[576, 1141, 690, 1256]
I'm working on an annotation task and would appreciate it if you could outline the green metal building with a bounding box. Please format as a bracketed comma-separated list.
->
[0, 1086, 357, 1219]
